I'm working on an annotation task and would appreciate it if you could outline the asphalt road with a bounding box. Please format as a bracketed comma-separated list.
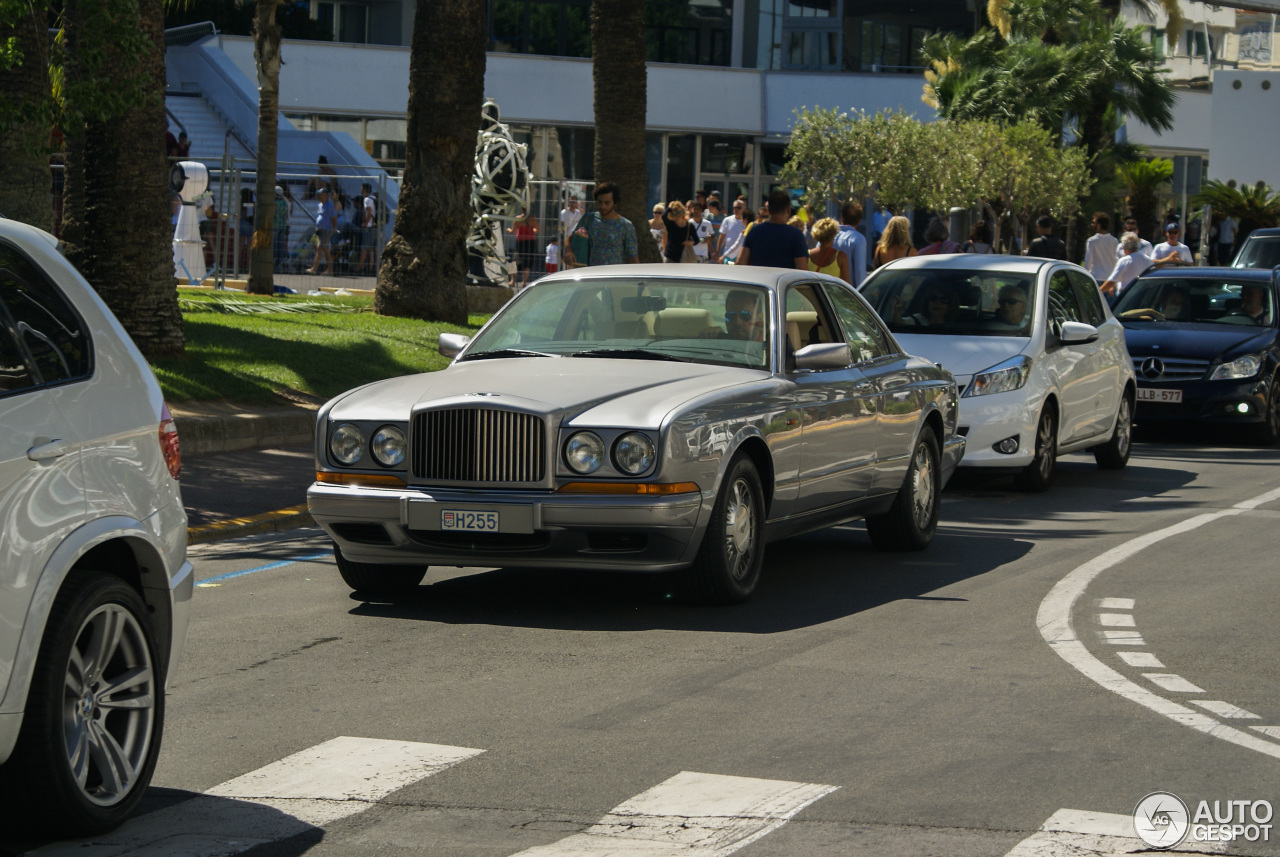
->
[8, 431, 1280, 857]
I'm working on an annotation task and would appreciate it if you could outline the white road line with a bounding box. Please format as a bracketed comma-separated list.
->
[1002, 808, 1229, 857]
[1098, 598, 1135, 610]
[1143, 673, 1206, 693]
[1251, 726, 1280, 739]
[1102, 630, 1144, 645]
[509, 771, 837, 857]
[1098, 613, 1136, 627]
[1036, 485, 1280, 762]
[29, 737, 483, 856]
[1192, 700, 1261, 719]
[1116, 651, 1164, 668]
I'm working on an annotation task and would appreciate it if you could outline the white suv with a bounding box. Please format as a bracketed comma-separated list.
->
[0, 219, 192, 835]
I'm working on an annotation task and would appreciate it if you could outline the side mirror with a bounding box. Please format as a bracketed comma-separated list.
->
[1059, 321, 1099, 345]
[438, 333, 471, 358]
[793, 342, 852, 371]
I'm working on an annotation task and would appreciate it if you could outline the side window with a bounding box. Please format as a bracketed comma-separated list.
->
[0, 245, 91, 384]
[1047, 270, 1084, 325]
[783, 284, 838, 355]
[0, 324, 35, 395]
[1067, 270, 1106, 326]
[822, 282, 893, 362]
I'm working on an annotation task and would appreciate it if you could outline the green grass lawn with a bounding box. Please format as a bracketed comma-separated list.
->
[151, 290, 488, 404]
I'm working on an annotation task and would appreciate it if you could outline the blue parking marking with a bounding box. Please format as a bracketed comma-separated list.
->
[198, 551, 333, 586]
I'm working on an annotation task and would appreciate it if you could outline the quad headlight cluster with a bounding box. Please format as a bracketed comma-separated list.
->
[329, 423, 407, 468]
[563, 430, 656, 476]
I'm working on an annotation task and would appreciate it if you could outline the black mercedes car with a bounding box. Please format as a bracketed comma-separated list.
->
[1113, 266, 1280, 444]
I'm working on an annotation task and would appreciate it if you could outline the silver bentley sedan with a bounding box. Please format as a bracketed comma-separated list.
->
[307, 265, 965, 605]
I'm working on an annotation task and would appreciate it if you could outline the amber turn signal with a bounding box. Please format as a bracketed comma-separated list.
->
[558, 482, 699, 495]
[316, 471, 407, 489]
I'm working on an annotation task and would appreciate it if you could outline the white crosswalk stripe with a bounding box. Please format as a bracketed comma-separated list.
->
[27, 737, 483, 857]
[1002, 809, 1231, 857]
[510, 770, 837, 857]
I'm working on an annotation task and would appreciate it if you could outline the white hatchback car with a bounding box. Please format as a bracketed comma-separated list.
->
[0, 219, 192, 835]
[860, 255, 1136, 491]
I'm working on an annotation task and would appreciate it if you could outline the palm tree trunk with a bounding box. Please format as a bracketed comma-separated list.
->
[591, 0, 662, 263]
[373, 0, 484, 323]
[0, 8, 53, 231]
[62, 0, 184, 358]
[248, 0, 283, 295]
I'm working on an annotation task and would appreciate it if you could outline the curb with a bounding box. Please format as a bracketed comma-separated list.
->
[173, 408, 317, 456]
[188, 504, 315, 545]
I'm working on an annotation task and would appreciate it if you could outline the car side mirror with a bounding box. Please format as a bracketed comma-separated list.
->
[794, 342, 852, 371]
[1059, 321, 1099, 345]
[438, 333, 471, 358]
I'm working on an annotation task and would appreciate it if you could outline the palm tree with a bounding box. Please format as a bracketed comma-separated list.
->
[1193, 180, 1280, 244]
[374, 0, 484, 323]
[0, 7, 54, 231]
[247, 0, 284, 296]
[1118, 157, 1172, 240]
[591, 0, 662, 263]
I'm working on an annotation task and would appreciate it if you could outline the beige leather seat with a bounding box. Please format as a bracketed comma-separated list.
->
[784, 310, 830, 350]
[654, 307, 714, 338]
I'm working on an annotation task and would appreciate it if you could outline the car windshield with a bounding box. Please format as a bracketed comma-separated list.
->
[463, 278, 771, 369]
[1232, 235, 1280, 269]
[1113, 278, 1275, 326]
[859, 269, 1037, 337]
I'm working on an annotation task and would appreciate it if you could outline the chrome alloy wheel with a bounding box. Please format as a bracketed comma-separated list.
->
[911, 442, 936, 531]
[723, 476, 757, 583]
[1115, 396, 1133, 457]
[62, 604, 157, 807]
[1034, 414, 1055, 482]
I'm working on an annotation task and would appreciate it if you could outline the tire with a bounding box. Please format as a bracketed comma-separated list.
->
[0, 571, 163, 836]
[684, 455, 766, 605]
[1093, 392, 1134, 469]
[1256, 376, 1280, 446]
[1015, 405, 1057, 492]
[334, 544, 426, 598]
[865, 426, 941, 551]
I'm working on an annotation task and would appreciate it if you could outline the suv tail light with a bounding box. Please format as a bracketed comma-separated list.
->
[160, 404, 182, 479]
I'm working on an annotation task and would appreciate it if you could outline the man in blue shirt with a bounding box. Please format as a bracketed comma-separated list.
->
[833, 201, 867, 286]
[738, 191, 808, 270]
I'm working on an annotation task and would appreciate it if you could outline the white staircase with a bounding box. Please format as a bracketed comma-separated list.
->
[165, 92, 255, 164]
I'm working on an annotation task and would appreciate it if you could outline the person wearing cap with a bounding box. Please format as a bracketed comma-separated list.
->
[272, 185, 290, 271]
[306, 186, 337, 274]
[1152, 222, 1193, 266]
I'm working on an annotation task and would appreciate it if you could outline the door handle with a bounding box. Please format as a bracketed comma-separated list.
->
[28, 438, 70, 461]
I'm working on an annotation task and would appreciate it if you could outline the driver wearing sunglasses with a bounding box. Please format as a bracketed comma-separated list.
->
[992, 285, 1029, 329]
[705, 289, 765, 341]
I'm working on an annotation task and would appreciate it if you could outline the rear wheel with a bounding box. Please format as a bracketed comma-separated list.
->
[1, 571, 163, 836]
[1256, 376, 1280, 446]
[866, 426, 940, 551]
[1093, 393, 1134, 469]
[334, 544, 425, 598]
[684, 456, 765, 605]
[1015, 406, 1057, 492]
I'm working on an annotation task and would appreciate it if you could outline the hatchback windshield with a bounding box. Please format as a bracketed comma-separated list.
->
[464, 278, 771, 369]
[1232, 235, 1280, 269]
[860, 269, 1037, 337]
[1113, 278, 1274, 326]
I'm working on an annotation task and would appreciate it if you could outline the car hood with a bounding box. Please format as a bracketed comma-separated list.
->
[327, 358, 771, 428]
[1122, 325, 1275, 361]
[891, 333, 1029, 378]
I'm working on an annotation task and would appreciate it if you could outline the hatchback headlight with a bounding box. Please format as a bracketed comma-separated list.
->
[564, 431, 605, 474]
[964, 355, 1033, 397]
[1210, 354, 1262, 381]
[370, 425, 406, 467]
[330, 423, 365, 466]
[613, 432, 656, 475]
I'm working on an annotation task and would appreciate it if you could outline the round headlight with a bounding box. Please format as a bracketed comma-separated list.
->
[371, 425, 406, 467]
[329, 423, 365, 466]
[564, 431, 605, 474]
[613, 432, 656, 475]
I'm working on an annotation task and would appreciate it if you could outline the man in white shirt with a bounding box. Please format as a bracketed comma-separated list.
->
[1099, 232, 1153, 301]
[1115, 217, 1153, 258]
[560, 196, 584, 243]
[717, 198, 747, 263]
[1083, 212, 1120, 281]
[687, 200, 715, 262]
[1152, 222, 1193, 266]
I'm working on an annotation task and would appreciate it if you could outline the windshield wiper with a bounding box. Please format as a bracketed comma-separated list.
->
[461, 348, 557, 361]
[569, 348, 691, 362]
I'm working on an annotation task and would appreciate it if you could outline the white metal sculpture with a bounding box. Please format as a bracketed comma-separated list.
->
[467, 99, 530, 286]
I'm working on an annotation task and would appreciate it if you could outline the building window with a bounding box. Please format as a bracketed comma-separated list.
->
[842, 0, 969, 73]
[312, 1, 369, 43]
[1151, 28, 1165, 60]
[1186, 29, 1214, 59]
[489, 0, 592, 58]
[645, 0, 732, 65]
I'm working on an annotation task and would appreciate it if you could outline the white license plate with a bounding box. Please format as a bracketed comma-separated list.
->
[1137, 387, 1183, 403]
[441, 510, 499, 532]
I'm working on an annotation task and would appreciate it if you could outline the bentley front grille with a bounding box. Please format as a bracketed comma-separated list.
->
[412, 408, 546, 483]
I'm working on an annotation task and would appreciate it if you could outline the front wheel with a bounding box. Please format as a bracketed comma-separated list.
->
[334, 544, 426, 599]
[0, 571, 164, 836]
[866, 426, 940, 551]
[1093, 393, 1134, 469]
[684, 455, 766, 605]
[1015, 406, 1057, 492]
